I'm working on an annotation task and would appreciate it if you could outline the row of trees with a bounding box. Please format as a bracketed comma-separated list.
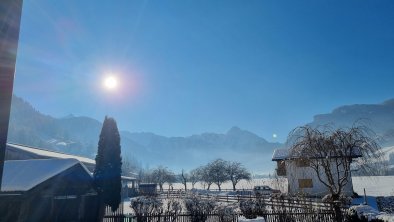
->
[138, 159, 251, 191]
[188, 159, 252, 191]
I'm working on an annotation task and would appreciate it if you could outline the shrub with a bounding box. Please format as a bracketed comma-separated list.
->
[184, 195, 215, 222]
[216, 204, 237, 222]
[130, 196, 162, 222]
[163, 198, 182, 222]
[239, 200, 258, 219]
[345, 207, 385, 222]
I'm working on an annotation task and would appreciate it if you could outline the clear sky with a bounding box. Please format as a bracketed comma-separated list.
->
[14, 0, 394, 142]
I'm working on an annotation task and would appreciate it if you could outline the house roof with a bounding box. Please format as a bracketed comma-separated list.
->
[1, 158, 89, 192]
[121, 176, 138, 181]
[6, 143, 96, 166]
[272, 149, 290, 161]
[6, 143, 138, 179]
[272, 147, 362, 161]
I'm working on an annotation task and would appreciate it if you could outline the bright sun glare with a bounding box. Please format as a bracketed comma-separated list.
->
[103, 75, 118, 90]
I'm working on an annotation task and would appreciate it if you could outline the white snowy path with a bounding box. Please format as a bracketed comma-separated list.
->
[123, 198, 133, 215]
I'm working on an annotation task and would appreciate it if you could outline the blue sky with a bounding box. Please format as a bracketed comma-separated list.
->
[14, 0, 394, 141]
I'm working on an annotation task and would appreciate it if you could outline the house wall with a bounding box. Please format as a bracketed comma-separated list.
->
[285, 160, 354, 197]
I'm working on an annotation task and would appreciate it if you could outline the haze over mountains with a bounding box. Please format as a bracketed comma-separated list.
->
[7, 96, 281, 173]
[7, 95, 394, 174]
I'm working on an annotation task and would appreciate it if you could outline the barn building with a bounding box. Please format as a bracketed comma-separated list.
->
[0, 158, 98, 222]
[5, 143, 139, 197]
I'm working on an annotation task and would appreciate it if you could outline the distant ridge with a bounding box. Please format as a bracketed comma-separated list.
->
[8, 95, 281, 173]
[309, 98, 394, 146]
[10, 95, 394, 173]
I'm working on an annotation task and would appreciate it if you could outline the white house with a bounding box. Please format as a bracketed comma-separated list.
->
[272, 148, 361, 197]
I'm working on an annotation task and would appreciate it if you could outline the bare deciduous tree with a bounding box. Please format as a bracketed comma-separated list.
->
[197, 165, 214, 190]
[207, 159, 229, 191]
[189, 168, 200, 189]
[288, 124, 384, 221]
[227, 161, 251, 191]
[180, 169, 189, 190]
[151, 166, 176, 191]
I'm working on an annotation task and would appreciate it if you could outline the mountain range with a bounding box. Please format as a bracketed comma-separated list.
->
[309, 98, 394, 146]
[7, 96, 394, 174]
[7, 95, 281, 173]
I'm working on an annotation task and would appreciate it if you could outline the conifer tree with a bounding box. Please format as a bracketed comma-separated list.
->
[94, 116, 122, 212]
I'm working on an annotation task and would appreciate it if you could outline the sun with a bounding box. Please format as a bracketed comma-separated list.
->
[103, 75, 118, 90]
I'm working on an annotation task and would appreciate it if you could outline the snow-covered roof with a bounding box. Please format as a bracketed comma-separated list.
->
[272, 147, 362, 161]
[121, 176, 138, 181]
[272, 149, 289, 161]
[1, 158, 87, 192]
[6, 143, 95, 166]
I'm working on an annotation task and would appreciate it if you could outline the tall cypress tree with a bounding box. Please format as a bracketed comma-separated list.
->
[94, 116, 122, 212]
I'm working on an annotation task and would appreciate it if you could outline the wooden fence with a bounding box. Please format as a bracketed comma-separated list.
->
[104, 189, 346, 221]
[103, 211, 338, 222]
[159, 190, 338, 211]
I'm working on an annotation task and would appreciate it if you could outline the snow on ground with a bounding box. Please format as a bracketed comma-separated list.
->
[349, 205, 394, 222]
[378, 214, 394, 222]
[169, 176, 394, 197]
[353, 176, 394, 197]
[169, 178, 288, 193]
[352, 196, 378, 210]
[123, 198, 133, 215]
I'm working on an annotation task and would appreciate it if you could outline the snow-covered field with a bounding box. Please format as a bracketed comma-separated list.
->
[169, 178, 288, 193]
[167, 176, 394, 197]
[353, 176, 394, 197]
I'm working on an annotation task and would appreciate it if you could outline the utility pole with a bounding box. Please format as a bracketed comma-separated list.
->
[0, 0, 23, 190]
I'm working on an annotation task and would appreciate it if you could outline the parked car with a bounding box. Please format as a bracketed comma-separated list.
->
[253, 185, 280, 196]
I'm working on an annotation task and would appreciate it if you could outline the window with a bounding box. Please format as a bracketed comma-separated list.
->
[298, 179, 313, 188]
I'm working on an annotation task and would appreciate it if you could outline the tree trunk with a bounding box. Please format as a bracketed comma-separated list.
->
[183, 183, 187, 191]
[207, 183, 211, 190]
[218, 184, 221, 191]
[333, 203, 343, 222]
[232, 182, 236, 191]
[331, 194, 343, 222]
